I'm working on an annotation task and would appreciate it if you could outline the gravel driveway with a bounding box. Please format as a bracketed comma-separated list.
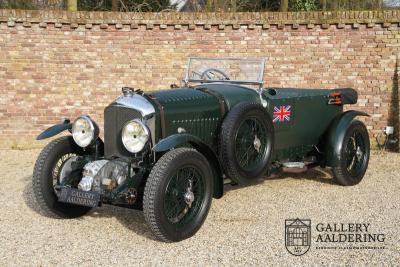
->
[0, 149, 399, 266]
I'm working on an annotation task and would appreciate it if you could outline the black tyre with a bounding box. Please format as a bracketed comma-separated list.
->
[219, 102, 274, 184]
[332, 120, 370, 186]
[143, 148, 213, 242]
[32, 136, 92, 218]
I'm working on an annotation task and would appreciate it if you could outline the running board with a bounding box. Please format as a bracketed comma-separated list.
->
[282, 162, 308, 173]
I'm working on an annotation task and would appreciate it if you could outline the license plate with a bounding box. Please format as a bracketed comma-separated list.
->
[58, 188, 100, 208]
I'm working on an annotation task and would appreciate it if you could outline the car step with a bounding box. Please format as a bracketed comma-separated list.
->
[282, 162, 308, 173]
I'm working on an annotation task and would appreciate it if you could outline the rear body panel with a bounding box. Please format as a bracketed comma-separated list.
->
[263, 88, 342, 160]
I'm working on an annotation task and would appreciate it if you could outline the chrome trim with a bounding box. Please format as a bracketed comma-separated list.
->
[115, 94, 155, 117]
[260, 93, 268, 108]
[145, 116, 156, 148]
[188, 79, 263, 85]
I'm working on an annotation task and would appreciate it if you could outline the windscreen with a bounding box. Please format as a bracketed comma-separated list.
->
[185, 58, 265, 85]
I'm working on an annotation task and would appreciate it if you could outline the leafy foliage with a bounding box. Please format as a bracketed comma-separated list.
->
[78, 0, 172, 12]
[322, 0, 386, 10]
[0, 0, 63, 9]
[204, 0, 281, 12]
[291, 0, 318, 11]
[0, 0, 395, 11]
[0, 0, 172, 11]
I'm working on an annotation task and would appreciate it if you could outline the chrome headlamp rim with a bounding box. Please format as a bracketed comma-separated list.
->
[121, 119, 150, 154]
[72, 115, 98, 148]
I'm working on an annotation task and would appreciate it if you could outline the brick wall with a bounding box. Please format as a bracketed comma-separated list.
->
[0, 9, 399, 148]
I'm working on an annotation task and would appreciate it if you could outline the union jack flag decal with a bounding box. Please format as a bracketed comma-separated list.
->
[273, 105, 292, 123]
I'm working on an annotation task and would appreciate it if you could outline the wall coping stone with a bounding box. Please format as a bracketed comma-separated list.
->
[1, 9, 400, 29]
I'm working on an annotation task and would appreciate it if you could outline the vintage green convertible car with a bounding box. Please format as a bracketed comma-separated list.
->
[33, 58, 370, 242]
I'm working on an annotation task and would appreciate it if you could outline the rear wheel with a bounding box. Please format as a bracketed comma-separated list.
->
[32, 136, 92, 218]
[143, 148, 213, 242]
[332, 120, 370, 186]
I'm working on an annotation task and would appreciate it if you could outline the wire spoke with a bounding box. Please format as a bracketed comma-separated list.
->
[164, 165, 205, 225]
[235, 117, 268, 170]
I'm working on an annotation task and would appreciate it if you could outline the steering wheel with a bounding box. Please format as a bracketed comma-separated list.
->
[200, 68, 230, 81]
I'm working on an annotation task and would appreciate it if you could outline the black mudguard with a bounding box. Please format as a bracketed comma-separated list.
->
[323, 111, 369, 167]
[36, 119, 72, 140]
[153, 133, 224, 199]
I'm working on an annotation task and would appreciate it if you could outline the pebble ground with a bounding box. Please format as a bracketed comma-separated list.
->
[0, 149, 399, 266]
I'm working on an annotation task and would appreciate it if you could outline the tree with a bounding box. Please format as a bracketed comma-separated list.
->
[320, 0, 327, 10]
[292, 0, 318, 11]
[67, 0, 77, 11]
[112, 0, 119, 11]
[280, 0, 288, 11]
[0, 0, 391, 11]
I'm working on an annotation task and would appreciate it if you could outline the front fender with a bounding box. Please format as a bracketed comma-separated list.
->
[36, 119, 72, 140]
[324, 111, 369, 167]
[153, 134, 224, 199]
[152, 133, 202, 153]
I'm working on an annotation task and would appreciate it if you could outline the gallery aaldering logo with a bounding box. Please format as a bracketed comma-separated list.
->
[285, 219, 311, 256]
[314, 222, 386, 250]
[285, 219, 386, 256]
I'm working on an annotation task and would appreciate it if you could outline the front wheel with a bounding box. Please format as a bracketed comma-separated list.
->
[32, 136, 92, 218]
[143, 148, 213, 242]
[332, 120, 370, 186]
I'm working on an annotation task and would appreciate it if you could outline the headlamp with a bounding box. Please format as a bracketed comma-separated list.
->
[71, 116, 99, 147]
[121, 119, 149, 153]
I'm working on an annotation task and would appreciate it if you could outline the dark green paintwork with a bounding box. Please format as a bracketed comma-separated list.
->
[153, 133, 204, 152]
[47, 83, 367, 206]
[36, 121, 72, 140]
[153, 133, 223, 199]
[323, 111, 369, 166]
[197, 83, 260, 110]
[149, 84, 261, 148]
[147, 84, 366, 200]
[151, 85, 345, 163]
[150, 88, 221, 147]
[263, 88, 343, 161]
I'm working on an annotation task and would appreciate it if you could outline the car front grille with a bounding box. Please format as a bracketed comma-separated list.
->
[104, 105, 142, 158]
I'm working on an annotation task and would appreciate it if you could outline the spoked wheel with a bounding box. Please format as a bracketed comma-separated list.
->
[235, 118, 268, 172]
[32, 136, 92, 218]
[220, 102, 274, 184]
[332, 120, 370, 186]
[345, 131, 367, 177]
[53, 153, 81, 190]
[143, 148, 213, 242]
[164, 166, 205, 225]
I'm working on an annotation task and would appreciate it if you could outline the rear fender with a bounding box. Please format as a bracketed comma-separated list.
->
[153, 134, 224, 199]
[323, 111, 369, 167]
[36, 119, 72, 140]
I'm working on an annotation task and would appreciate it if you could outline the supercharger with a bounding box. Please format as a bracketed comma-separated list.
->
[78, 160, 132, 193]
